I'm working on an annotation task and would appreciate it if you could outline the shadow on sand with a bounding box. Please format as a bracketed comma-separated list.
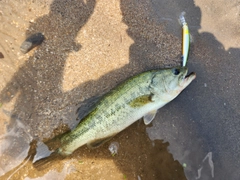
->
[1, 0, 240, 179]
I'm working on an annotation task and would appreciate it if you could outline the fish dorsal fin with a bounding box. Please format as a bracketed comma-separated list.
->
[129, 95, 152, 108]
[143, 110, 157, 125]
[76, 95, 101, 121]
[87, 136, 115, 149]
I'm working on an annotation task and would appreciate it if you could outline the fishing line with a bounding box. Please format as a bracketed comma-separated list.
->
[7, 155, 31, 180]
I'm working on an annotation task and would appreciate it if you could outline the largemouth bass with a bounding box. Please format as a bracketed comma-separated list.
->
[34, 67, 196, 163]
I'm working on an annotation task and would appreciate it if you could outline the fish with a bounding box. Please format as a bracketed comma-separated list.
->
[34, 67, 196, 165]
[179, 12, 190, 67]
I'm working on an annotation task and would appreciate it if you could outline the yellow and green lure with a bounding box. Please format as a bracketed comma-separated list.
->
[179, 12, 190, 67]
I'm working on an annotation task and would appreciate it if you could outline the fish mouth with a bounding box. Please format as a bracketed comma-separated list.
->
[185, 72, 196, 79]
[183, 72, 196, 86]
[178, 68, 196, 88]
[180, 71, 196, 86]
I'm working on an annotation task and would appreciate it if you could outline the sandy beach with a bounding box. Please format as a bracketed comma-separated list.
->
[0, 0, 240, 179]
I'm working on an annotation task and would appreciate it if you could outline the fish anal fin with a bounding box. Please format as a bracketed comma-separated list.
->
[129, 95, 152, 108]
[143, 110, 157, 125]
[87, 136, 115, 149]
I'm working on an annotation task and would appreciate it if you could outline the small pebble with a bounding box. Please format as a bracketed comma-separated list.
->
[20, 33, 45, 54]
[108, 142, 119, 156]
[183, 163, 187, 168]
[0, 52, 4, 58]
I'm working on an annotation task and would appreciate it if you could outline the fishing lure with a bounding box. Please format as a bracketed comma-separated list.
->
[179, 12, 190, 67]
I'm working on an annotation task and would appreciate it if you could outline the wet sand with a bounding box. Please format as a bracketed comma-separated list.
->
[0, 0, 240, 179]
[0, 0, 185, 179]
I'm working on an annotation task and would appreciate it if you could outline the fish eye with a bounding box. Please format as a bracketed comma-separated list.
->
[172, 68, 180, 75]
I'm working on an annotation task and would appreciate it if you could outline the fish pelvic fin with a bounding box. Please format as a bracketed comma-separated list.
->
[143, 110, 157, 125]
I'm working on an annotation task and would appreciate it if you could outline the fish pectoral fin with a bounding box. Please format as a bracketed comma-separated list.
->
[87, 136, 115, 149]
[143, 110, 157, 125]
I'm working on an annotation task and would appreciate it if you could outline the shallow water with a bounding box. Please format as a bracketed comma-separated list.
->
[0, 119, 32, 176]
[0, 0, 240, 179]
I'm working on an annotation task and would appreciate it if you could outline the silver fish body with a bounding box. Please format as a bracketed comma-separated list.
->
[57, 67, 196, 156]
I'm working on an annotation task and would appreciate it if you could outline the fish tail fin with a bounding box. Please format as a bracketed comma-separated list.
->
[33, 129, 71, 163]
[33, 141, 55, 163]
